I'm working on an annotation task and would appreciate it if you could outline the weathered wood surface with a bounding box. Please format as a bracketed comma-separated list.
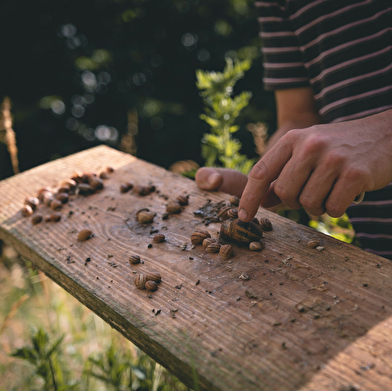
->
[1, 145, 392, 391]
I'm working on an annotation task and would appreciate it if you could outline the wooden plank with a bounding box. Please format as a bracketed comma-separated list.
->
[0, 145, 392, 391]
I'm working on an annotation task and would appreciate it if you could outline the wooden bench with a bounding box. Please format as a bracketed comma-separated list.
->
[1, 145, 391, 391]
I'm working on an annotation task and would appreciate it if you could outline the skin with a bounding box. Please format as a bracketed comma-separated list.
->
[195, 87, 392, 221]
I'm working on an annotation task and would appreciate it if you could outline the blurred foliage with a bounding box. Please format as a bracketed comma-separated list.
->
[197, 57, 256, 174]
[0, 0, 276, 179]
[309, 214, 355, 244]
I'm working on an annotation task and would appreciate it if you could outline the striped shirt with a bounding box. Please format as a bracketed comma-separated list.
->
[255, 0, 392, 259]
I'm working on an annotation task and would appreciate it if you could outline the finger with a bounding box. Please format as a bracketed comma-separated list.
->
[325, 177, 365, 217]
[259, 181, 283, 209]
[195, 167, 248, 197]
[239, 144, 293, 221]
[298, 165, 338, 216]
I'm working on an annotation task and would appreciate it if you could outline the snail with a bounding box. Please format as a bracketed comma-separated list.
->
[219, 218, 263, 245]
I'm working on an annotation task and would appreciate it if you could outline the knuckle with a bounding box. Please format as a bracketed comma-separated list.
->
[325, 201, 344, 218]
[249, 161, 268, 181]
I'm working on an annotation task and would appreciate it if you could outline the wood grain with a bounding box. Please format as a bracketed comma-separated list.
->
[1, 145, 391, 391]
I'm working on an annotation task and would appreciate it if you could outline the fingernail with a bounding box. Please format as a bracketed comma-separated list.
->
[207, 172, 221, 186]
[238, 208, 248, 221]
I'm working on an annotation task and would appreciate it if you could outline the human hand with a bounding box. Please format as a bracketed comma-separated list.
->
[195, 167, 248, 198]
[238, 110, 392, 222]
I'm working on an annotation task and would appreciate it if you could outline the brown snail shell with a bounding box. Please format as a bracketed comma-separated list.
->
[307, 239, 320, 249]
[191, 230, 211, 245]
[146, 271, 162, 283]
[218, 206, 231, 221]
[219, 244, 234, 259]
[153, 234, 165, 243]
[76, 183, 94, 196]
[56, 192, 69, 204]
[202, 238, 216, 248]
[227, 208, 238, 219]
[31, 214, 43, 225]
[249, 241, 263, 251]
[219, 218, 263, 245]
[134, 273, 147, 289]
[51, 212, 62, 222]
[50, 199, 63, 211]
[24, 196, 39, 211]
[21, 205, 33, 217]
[206, 243, 221, 253]
[134, 185, 151, 196]
[77, 229, 93, 241]
[43, 193, 55, 207]
[229, 195, 240, 206]
[260, 218, 272, 231]
[166, 202, 182, 214]
[145, 281, 158, 292]
[137, 210, 155, 224]
[176, 195, 189, 205]
[88, 176, 104, 191]
[129, 254, 141, 264]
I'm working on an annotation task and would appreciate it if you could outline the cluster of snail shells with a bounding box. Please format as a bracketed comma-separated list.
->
[134, 271, 162, 291]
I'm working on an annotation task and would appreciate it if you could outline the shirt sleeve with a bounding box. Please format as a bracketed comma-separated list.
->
[255, 1, 310, 90]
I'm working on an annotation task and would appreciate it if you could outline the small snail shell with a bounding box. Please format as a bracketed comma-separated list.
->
[249, 241, 263, 251]
[145, 281, 158, 291]
[31, 214, 43, 225]
[227, 208, 238, 219]
[106, 166, 114, 173]
[76, 183, 94, 196]
[37, 187, 53, 201]
[219, 244, 234, 259]
[137, 210, 155, 224]
[56, 192, 69, 204]
[129, 254, 141, 265]
[88, 176, 104, 191]
[260, 218, 272, 231]
[24, 196, 39, 211]
[99, 171, 109, 179]
[51, 212, 62, 222]
[134, 273, 147, 289]
[218, 206, 231, 221]
[229, 195, 240, 206]
[57, 185, 70, 194]
[153, 234, 165, 243]
[202, 238, 216, 248]
[191, 230, 211, 245]
[166, 202, 182, 214]
[21, 205, 33, 217]
[134, 185, 151, 196]
[307, 239, 320, 249]
[206, 243, 221, 253]
[61, 179, 77, 191]
[50, 200, 63, 211]
[43, 193, 54, 207]
[77, 229, 93, 241]
[146, 271, 162, 283]
[219, 218, 263, 245]
[120, 183, 129, 193]
[176, 195, 189, 205]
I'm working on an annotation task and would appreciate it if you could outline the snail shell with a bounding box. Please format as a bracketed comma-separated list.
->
[206, 243, 221, 253]
[153, 234, 165, 243]
[166, 202, 182, 214]
[219, 218, 263, 245]
[129, 254, 141, 264]
[146, 271, 162, 283]
[191, 230, 211, 245]
[219, 244, 234, 259]
[260, 218, 272, 231]
[134, 273, 147, 289]
[145, 281, 158, 292]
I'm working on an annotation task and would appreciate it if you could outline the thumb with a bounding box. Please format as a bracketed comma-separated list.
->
[195, 167, 248, 198]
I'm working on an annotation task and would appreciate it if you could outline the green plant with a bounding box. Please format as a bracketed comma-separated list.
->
[10, 327, 77, 391]
[196, 57, 256, 174]
[309, 214, 355, 244]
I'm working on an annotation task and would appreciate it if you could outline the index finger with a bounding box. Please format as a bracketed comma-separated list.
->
[238, 144, 292, 221]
